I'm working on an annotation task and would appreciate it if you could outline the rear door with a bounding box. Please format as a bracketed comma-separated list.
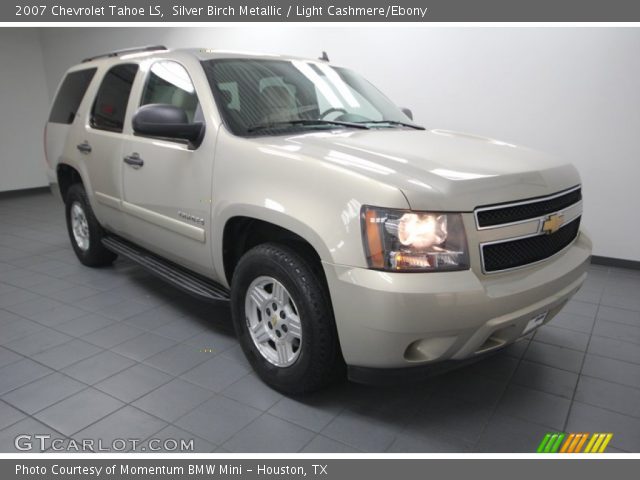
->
[120, 59, 214, 276]
[79, 63, 139, 233]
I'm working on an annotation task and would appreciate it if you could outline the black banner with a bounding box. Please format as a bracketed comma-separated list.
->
[4, 459, 639, 480]
[5, 0, 640, 22]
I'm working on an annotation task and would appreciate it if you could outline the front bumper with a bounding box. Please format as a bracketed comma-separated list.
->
[323, 231, 592, 372]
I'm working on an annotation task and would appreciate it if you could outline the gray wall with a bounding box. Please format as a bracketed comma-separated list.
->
[0, 29, 50, 191]
[6, 27, 640, 261]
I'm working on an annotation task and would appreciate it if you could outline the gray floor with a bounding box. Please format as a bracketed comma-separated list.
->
[0, 191, 639, 453]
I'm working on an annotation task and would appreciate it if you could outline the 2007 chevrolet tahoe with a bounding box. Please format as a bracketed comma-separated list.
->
[44, 46, 592, 393]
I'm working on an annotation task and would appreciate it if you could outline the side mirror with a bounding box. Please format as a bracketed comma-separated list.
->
[400, 107, 413, 120]
[132, 104, 204, 145]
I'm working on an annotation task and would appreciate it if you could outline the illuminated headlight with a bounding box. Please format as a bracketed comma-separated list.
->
[361, 206, 469, 271]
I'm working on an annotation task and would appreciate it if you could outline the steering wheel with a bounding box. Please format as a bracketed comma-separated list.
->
[319, 107, 348, 119]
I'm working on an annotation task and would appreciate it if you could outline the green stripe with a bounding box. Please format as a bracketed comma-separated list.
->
[537, 433, 552, 453]
[544, 434, 558, 453]
[550, 433, 566, 453]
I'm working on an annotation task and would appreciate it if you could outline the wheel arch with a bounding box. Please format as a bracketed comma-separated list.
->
[57, 162, 84, 201]
[218, 208, 334, 287]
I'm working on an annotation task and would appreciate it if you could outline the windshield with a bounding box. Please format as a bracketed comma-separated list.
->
[201, 58, 419, 136]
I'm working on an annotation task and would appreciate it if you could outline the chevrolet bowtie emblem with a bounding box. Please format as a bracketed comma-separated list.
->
[542, 213, 564, 235]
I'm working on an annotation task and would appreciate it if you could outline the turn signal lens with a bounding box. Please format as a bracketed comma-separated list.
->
[364, 208, 385, 269]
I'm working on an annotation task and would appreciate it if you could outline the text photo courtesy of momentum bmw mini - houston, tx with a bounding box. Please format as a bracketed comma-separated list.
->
[0, 1, 639, 478]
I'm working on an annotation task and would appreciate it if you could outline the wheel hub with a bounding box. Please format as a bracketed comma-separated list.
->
[245, 276, 302, 367]
[70, 202, 90, 252]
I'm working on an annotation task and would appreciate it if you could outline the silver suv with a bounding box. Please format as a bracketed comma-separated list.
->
[45, 46, 592, 393]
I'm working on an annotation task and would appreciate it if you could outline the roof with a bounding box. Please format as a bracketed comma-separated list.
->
[80, 45, 325, 64]
[179, 48, 324, 63]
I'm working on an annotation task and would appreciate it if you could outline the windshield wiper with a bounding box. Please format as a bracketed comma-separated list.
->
[247, 119, 370, 133]
[361, 120, 425, 130]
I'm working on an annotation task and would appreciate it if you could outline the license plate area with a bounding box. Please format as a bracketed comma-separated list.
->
[522, 311, 548, 336]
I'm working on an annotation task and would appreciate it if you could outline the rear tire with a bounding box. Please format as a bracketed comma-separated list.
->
[65, 183, 117, 267]
[231, 243, 344, 394]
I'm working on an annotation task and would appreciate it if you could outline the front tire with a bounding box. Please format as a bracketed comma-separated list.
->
[231, 243, 344, 394]
[65, 183, 116, 267]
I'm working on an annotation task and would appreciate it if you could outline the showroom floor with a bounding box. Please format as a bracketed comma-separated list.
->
[1, 191, 639, 453]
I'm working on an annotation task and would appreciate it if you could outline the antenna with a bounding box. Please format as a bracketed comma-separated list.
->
[319, 51, 330, 62]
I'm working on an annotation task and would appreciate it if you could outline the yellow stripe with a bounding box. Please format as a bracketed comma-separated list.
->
[560, 434, 576, 453]
[591, 434, 606, 453]
[598, 434, 613, 453]
[584, 433, 599, 453]
[575, 433, 589, 453]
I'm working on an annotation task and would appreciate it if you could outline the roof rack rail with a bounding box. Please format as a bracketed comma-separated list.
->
[82, 45, 168, 63]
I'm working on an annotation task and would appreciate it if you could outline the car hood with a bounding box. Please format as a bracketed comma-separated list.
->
[257, 128, 581, 211]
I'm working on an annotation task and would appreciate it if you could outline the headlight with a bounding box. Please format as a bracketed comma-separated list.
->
[361, 206, 469, 271]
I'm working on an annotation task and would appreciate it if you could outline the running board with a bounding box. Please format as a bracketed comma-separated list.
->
[102, 236, 230, 303]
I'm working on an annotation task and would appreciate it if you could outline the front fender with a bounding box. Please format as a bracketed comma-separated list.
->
[210, 130, 410, 286]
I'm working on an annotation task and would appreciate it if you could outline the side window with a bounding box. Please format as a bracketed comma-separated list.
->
[91, 63, 138, 132]
[141, 61, 200, 122]
[49, 68, 96, 124]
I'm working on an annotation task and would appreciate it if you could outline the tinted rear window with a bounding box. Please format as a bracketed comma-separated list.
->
[91, 64, 138, 132]
[48, 68, 96, 124]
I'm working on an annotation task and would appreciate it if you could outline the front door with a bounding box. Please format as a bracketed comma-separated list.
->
[120, 59, 214, 275]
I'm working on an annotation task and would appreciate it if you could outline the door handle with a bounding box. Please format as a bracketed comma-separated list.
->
[76, 142, 92, 154]
[123, 153, 144, 169]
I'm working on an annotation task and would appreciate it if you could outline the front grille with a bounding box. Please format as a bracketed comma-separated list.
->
[476, 187, 581, 228]
[482, 217, 581, 272]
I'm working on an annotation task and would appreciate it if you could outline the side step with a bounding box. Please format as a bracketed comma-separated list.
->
[102, 236, 230, 303]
